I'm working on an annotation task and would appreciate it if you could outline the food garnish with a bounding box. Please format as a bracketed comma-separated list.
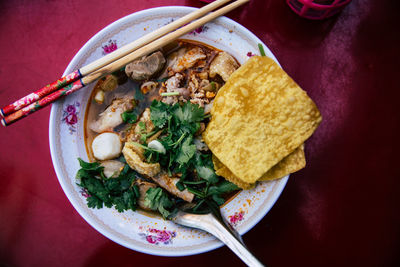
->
[76, 158, 140, 212]
[258, 43, 266, 57]
[144, 187, 176, 218]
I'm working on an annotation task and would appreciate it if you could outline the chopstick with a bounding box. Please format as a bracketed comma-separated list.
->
[0, 0, 232, 118]
[1, 0, 249, 127]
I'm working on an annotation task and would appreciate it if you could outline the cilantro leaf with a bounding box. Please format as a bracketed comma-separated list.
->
[173, 101, 204, 124]
[80, 176, 110, 202]
[87, 195, 103, 209]
[76, 158, 139, 212]
[196, 165, 219, 184]
[78, 158, 103, 172]
[192, 152, 218, 184]
[150, 100, 171, 128]
[144, 187, 176, 218]
[207, 180, 239, 196]
[211, 194, 226, 206]
[121, 111, 137, 124]
[175, 136, 196, 167]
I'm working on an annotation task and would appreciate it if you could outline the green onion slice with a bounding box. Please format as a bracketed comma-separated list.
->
[161, 92, 180, 97]
[258, 43, 266, 57]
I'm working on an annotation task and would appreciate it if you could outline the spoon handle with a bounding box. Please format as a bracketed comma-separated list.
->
[173, 211, 265, 267]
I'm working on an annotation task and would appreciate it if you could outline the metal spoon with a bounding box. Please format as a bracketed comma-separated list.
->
[171, 209, 265, 267]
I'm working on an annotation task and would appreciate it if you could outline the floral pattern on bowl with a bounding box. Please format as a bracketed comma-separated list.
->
[61, 101, 80, 134]
[229, 210, 245, 227]
[138, 226, 177, 245]
[102, 39, 118, 55]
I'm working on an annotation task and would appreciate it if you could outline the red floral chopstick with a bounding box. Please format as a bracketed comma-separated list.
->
[0, 70, 82, 117]
[1, 79, 84, 126]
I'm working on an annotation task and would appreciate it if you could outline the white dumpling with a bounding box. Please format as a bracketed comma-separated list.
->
[92, 132, 122, 160]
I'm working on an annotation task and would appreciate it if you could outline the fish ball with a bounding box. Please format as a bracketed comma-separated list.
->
[92, 132, 122, 160]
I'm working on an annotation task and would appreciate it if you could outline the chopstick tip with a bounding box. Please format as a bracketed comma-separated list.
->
[1, 118, 7, 127]
[0, 108, 4, 117]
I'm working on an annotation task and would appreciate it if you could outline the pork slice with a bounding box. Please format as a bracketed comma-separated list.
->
[151, 172, 194, 203]
[125, 51, 166, 81]
[90, 97, 134, 133]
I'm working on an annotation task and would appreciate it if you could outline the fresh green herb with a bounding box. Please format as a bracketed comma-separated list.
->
[116, 154, 127, 163]
[193, 152, 218, 184]
[76, 158, 139, 212]
[175, 136, 197, 167]
[144, 187, 176, 218]
[182, 180, 206, 185]
[136, 121, 150, 142]
[149, 100, 171, 128]
[147, 100, 206, 175]
[175, 181, 185, 191]
[196, 165, 218, 184]
[258, 43, 266, 57]
[187, 179, 239, 214]
[77, 158, 103, 172]
[171, 133, 186, 148]
[186, 186, 206, 198]
[211, 194, 226, 206]
[203, 113, 211, 119]
[121, 111, 137, 124]
[192, 199, 206, 212]
[207, 180, 240, 196]
[172, 101, 204, 125]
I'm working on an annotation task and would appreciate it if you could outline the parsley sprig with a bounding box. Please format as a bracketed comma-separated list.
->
[144, 187, 177, 218]
[76, 158, 140, 212]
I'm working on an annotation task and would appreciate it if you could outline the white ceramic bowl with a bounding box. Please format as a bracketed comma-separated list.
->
[49, 6, 288, 256]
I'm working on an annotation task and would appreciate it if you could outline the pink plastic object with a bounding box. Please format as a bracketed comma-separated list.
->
[286, 0, 352, 20]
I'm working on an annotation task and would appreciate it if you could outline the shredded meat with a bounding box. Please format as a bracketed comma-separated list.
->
[161, 73, 190, 105]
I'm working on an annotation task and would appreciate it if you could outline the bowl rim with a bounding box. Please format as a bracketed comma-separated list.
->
[49, 5, 289, 257]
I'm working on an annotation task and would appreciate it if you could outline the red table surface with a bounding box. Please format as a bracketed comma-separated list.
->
[0, 0, 399, 266]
